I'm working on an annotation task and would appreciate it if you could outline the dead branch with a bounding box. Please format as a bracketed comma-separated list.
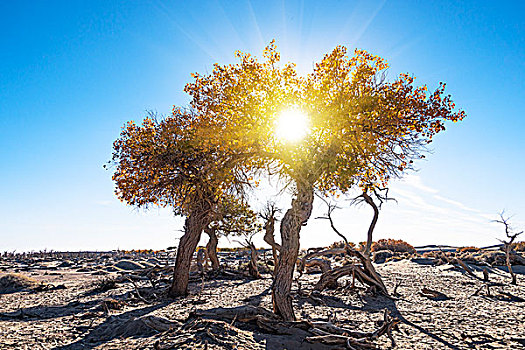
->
[419, 287, 450, 301]
[260, 201, 281, 270]
[304, 258, 332, 273]
[297, 247, 346, 274]
[438, 250, 477, 278]
[124, 275, 153, 304]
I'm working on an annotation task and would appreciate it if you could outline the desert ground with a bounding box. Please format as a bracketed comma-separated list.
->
[1, 248, 524, 349]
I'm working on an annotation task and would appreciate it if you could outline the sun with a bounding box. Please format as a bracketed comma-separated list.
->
[275, 108, 310, 142]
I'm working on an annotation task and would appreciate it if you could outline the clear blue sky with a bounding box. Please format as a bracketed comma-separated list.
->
[1, 0, 524, 251]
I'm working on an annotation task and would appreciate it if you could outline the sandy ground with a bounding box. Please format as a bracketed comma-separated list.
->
[1, 254, 524, 349]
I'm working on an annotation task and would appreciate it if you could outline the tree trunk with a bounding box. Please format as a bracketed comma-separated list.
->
[263, 216, 281, 271]
[505, 243, 517, 285]
[248, 241, 262, 279]
[272, 183, 314, 321]
[362, 192, 379, 257]
[205, 227, 220, 271]
[169, 204, 212, 297]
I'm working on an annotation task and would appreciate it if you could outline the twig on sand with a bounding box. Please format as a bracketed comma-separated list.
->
[124, 275, 153, 304]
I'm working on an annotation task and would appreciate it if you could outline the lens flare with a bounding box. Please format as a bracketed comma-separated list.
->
[275, 108, 310, 142]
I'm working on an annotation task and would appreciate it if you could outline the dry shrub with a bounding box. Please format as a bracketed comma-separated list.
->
[0, 273, 40, 294]
[511, 241, 525, 252]
[457, 246, 480, 253]
[422, 251, 441, 259]
[371, 239, 416, 254]
[93, 277, 117, 293]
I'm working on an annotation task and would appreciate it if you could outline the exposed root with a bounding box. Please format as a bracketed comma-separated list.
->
[188, 305, 399, 349]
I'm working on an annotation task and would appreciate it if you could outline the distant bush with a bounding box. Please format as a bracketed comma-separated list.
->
[328, 241, 355, 249]
[218, 247, 245, 252]
[511, 241, 525, 252]
[371, 239, 416, 254]
[457, 246, 480, 253]
[118, 249, 164, 255]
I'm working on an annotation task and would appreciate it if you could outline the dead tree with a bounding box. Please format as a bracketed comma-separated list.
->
[493, 212, 523, 285]
[316, 189, 390, 295]
[350, 187, 396, 257]
[260, 202, 281, 272]
[237, 232, 262, 279]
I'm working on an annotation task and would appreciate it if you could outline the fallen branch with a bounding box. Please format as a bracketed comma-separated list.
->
[419, 287, 450, 301]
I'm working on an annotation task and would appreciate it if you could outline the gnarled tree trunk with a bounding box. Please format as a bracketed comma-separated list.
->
[272, 183, 314, 321]
[169, 202, 212, 297]
[205, 227, 220, 271]
[263, 216, 280, 271]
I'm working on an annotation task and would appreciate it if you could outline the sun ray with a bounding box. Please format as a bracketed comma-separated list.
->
[275, 108, 310, 142]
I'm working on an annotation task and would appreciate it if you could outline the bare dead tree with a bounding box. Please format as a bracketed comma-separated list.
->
[315, 198, 388, 295]
[350, 187, 396, 257]
[493, 212, 523, 285]
[236, 231, 262, 279]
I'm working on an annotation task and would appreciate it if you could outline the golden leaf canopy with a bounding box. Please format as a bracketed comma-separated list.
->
[184, 41, 465, 194]
[111, 111, 250, 216]
[112, 41, 464, 213]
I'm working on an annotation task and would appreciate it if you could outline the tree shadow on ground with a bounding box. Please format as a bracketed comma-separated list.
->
[242, 285, 271, 307]
[360, 294, 461, 350]
[0, 298, 103, 322]
[52, 302, 169, 350]
[0, 285, 151, 322]
[295, 290, 363, 311]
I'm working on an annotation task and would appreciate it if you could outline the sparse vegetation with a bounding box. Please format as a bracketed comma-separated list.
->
[0, 273, 39, 294]
[457, 246, 480, 253]
[511, 241, 525, 252]
[371, 239, 416, 254]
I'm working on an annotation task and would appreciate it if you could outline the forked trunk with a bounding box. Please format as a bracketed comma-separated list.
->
[272, 183, 314, 321]
[169, 203, 212, 297]
[205, 227, 220, 271]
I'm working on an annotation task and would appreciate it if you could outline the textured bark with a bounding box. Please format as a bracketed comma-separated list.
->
[272, 183, 314, 321]
[263, 216, 281, 271]
[169, 203, 212, 297]
[205, 228, 220, 271]
[248, 241, 262, 279]
[305, 258, 332, 273]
